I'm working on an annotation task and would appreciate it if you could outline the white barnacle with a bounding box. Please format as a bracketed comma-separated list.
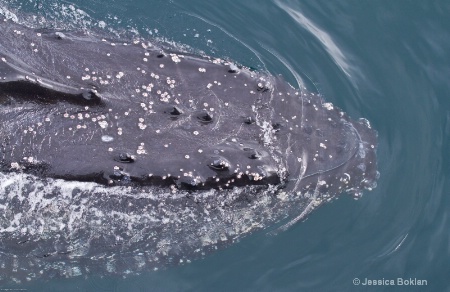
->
[102, 135, 114, 142]
[198, 149, 203, 153]
[319, 143, 327, 149]
[193, 131, 199, 136]
[98, 120, 108, 129]
[159, 64, 164, 68]
[185, 155, 190, 159]
[198, 68, 206, 72]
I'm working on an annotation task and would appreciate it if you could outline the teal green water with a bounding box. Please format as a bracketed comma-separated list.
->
[1, 1, 449, 291]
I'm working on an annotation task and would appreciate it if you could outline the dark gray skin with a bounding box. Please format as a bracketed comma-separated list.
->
[0, 17, 378, 283]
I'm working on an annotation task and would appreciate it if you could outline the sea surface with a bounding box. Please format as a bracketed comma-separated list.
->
[0, 1, 449, 291]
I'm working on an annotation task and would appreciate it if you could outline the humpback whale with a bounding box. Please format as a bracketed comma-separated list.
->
[0, 15, 378, 283]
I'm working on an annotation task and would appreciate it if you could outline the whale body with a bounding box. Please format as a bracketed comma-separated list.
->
[0, 16, 378, 283]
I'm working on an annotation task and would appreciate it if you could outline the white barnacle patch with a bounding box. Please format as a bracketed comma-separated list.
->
[116, 72, 124, 79]
[319, 143, 327, 149]
[138, 122, 147, 130]
[10, 162, 21, 170]
[137, 144, 147, 155]
[317, 180, 327, 186]
[101, 135, 114, 142]
[171, 54, 181, 63]
[198, 68, 206, 73]
[98, 121, 108, 129]
[1, 57, 6, 62]
[323, 102, 334, 110]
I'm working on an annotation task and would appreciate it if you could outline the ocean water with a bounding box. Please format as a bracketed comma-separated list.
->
[0, 0, 449, 291]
